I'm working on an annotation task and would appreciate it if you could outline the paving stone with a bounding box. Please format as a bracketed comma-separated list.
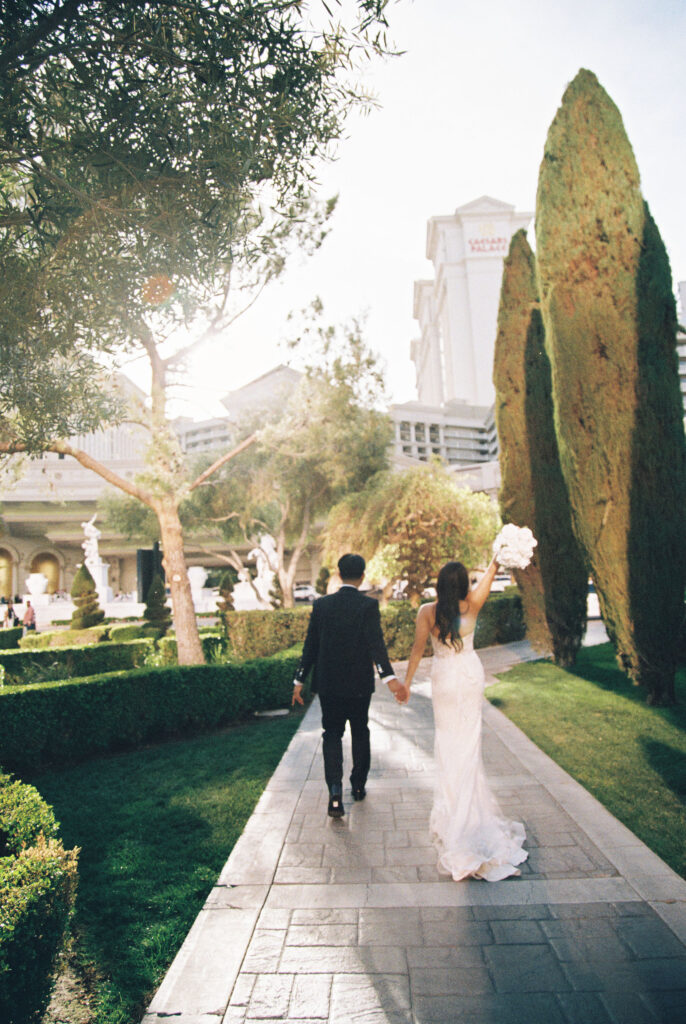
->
[613, 901, 653, 917]
[230, 973, 257, 1007]
[286, 924, 358, 947]
[382, 830, 410, 848]
[246, 974, 294, 1019]
[330, 866, 374, 883]
[615, 916, 686, 959]
[241, 930, 286, 973]
[412, 992, 568, 1023]
[548, 924, 634, 964]
[419, 907, 475, 923]
[257, 909, 291, 930]
[331, 971, 412, 1010]
[383, 846, 437, 866]
[291, 908, 358, 925]
[526, 846, 602, 875]
[554, 992, 614, 1023]
[561, 958, 686, 993]
[370, 866, 420, 884]
[273, 867, 331, 884]
[288, 973, 331, 1019]
[406, 946, 485, 969]
[485, 943, 571, 993]
[472, 903, 551, 921]
[222, 1008, 247, 1024]
[640, 989, 686, 1024]
[322, 843, 386, 868]
[279, 945, 407, 974]
[490, 919, 546, 944]
[549, 902, 623, 920]
[421, 919, 493, 946]
[599, 991, 663, 1024]
[279, 844, 324, 868]
[409, 965, 494, 996]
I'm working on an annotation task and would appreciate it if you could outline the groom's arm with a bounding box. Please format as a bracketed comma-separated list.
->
[362, 599, 396, 682]
[292, 601, 319, 705]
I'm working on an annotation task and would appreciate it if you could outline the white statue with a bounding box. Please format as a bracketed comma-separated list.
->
[248, 534, 277, 604]
[80, 514, 113, 604]
[81, 514, 102, 570]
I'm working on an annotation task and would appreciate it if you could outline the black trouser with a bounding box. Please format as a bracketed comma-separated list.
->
[319, 692, 372, 792]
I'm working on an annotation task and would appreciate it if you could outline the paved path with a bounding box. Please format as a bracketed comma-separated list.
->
[144, 635, 686, 1024]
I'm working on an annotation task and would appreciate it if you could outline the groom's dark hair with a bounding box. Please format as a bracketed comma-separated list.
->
[337, 553, 365, 580]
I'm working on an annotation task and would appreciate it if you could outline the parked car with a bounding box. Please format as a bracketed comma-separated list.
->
[293, 584, 317, 603]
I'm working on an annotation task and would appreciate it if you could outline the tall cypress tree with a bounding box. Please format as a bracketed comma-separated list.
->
[536, 69, 686, 703]
[494, 230, 587, 666]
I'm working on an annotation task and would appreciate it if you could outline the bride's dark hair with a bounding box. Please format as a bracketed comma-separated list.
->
[435, 561, 470, 650]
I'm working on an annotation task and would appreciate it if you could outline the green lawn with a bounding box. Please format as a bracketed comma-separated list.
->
[487, 642, 686, 878]
[31, 711, 305, 1024]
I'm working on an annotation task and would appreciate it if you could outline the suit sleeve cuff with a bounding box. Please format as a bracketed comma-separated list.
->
[380, 674, 397, 684]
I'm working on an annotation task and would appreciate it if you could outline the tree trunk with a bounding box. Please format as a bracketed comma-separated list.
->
[278, 500, 311, 609]
[155, 497, 204, 665]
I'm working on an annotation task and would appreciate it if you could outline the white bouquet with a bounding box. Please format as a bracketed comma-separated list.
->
[492, 524, 537, 571]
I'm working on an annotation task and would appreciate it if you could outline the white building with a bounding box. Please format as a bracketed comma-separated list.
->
[410, 196, 532, 409]
[392, 196, 532, 492]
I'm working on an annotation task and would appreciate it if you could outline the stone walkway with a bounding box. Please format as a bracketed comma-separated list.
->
[144, 635, 686, 1024]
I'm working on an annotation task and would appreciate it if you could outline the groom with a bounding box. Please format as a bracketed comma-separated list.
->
[292, 553, 407, 817]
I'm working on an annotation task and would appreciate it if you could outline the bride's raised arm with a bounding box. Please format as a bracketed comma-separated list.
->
[468, 555, 500, 615]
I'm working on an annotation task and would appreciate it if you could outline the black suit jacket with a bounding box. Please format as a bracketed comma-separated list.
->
[294, 586, 394, 699]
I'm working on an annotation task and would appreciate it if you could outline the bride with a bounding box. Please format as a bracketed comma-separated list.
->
[401, 556, 528, 881]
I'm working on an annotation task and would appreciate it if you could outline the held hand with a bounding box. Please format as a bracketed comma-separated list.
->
[292, 684, 304, 707]
[394, 683, 410, 705]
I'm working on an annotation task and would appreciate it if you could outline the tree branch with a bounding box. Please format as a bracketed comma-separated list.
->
[0, 438, 153, 504]
[0, 0, 86, 77]
[188, 433, 257, 491]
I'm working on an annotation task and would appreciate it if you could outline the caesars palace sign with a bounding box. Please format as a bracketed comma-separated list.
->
[467, 222, 509, 255]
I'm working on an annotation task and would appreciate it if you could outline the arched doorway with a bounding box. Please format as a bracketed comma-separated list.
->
[30, 552, 60, 595]
[0, 548, 12, 601]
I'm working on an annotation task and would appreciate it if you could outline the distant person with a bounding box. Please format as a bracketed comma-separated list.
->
[2, 603, 16, 628]
[22, 601, 36, 631]
[292, 553, 406, 818]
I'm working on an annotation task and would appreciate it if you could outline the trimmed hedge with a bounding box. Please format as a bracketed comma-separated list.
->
[18, 625, 110, 650]
[0, 772, 78, 1024]
[226, 607, 312, 660]
[158, 632, 227, 665]
[0, 650, 300, 772]
[0, 627, 22, 650]
[474, 588, 526, 648]
[108, 623, 146, 643]
[0, 639, 155, 687]
[222, 594, 524, 662]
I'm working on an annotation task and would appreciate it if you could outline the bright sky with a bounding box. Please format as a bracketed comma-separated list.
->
[165, 0, 686, 419]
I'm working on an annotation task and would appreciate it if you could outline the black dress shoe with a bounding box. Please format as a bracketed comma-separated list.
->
[328, 791, 344, 818]
[352, 786, 366, 801]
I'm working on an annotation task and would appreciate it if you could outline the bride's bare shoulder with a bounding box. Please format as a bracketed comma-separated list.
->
[417, 601, 436, 617]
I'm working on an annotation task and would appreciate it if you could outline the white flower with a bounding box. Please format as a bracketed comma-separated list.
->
[492, 523, 538, 570]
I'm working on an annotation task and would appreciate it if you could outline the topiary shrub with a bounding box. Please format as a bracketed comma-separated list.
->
[216, 569, 237, 616]
[0, 627, 23, 651]
[0, 773, 78, 1024]
[143, 573, 172, 637]
[315, 567, 331, 596]
[70, 565, 105, 630]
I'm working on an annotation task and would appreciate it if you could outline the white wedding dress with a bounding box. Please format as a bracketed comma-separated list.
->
[429, 631, 528, 881]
